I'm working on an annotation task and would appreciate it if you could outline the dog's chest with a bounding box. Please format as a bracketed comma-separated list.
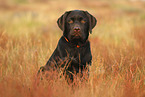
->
[58, 37, 90, 64]
[67, 47, 85, 61]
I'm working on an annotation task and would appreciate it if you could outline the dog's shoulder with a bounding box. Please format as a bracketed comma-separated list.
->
[57, 36, 69, 48]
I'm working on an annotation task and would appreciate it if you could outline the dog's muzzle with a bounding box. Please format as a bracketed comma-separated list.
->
[74, 26, 81, 32]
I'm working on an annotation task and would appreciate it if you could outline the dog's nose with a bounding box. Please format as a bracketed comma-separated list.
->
[74, 26, 80, 32]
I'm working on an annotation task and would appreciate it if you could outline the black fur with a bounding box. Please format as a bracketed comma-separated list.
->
[38, 10, 97, 81]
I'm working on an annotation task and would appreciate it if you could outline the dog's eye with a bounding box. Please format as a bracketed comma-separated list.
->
[68, 20, 73, 24]
[81, 20, 86, 23]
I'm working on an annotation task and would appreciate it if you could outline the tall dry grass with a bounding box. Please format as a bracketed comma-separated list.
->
[0, 0, 145, 97]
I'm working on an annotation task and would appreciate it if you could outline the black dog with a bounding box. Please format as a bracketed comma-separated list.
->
[38, 10, 97, 81]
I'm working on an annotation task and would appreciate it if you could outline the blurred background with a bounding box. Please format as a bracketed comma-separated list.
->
[0, 0, 145, 45]
[0, 0, 145, 97]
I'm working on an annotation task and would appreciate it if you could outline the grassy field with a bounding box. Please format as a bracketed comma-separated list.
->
[0, 0, 145, 97]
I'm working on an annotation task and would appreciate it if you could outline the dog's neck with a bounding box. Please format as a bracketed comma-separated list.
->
[63, 36, 88, 48]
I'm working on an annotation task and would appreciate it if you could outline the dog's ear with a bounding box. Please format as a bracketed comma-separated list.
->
[84, 11, 97, 34]
[57, 11, 71, 31]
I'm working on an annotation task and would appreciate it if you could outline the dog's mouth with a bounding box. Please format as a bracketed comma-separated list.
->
[70, 33, 86, 44]
[68, 31, 86, 44]
[71, 33, 81, 39]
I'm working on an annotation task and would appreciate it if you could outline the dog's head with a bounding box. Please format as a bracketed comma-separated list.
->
[57, 10, 97, 43]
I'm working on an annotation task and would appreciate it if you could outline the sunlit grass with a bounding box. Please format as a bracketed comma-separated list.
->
[0, 0, 145, 97]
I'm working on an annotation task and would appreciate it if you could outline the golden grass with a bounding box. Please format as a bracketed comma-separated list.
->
[0, 0, 145, 97]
